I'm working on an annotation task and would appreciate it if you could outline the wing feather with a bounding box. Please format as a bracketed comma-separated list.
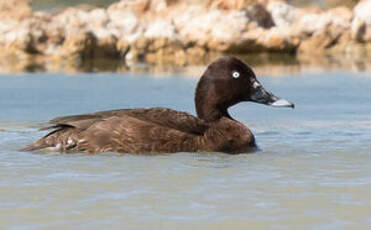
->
[47, 107, 208, 135]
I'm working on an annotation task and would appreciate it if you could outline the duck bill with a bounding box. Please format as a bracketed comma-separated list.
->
[248, 81, 294, 108]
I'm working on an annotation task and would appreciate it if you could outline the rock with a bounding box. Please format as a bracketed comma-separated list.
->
[125, 47, 141, 62]
[292, 13, 326, 37]
[62, 31, 97, 59]
[298, 24, 343, 53]
[266, 1, 301, 28]
[41, 16, 65, 56]
[206, 0, 267, 11]
[107, 0, 176, 14]
[107, 0, 146, 13]
[352, 0, 371, 42]
[44, 26, 65, 46]
[0, 0, 32, 20]
[209, 11, 250, 50]
[1, 17, 49, 55]
[7, 29, 37, 54]
[95, 34, 118, 58]
[172, 5, 205, 46]
[54, 7, 122, 58]
[292, 7, 351, 37]
[54, 8, 87, 29]
[352, 18, 366, 42]
[134, 36, 150, 51]
[116, 38, 130, 57]
[87, 9, 110, 29]
[327, 7, 353, 25]
[149, 0, 177, 13]
[55, 8, 110, 33]
[176, 8, 251, 52]
[148, 37, 170, 51]
[257, 27, 297, 52]
[144, 20, 176, 39]
[0, 0, 370, 68]
[107, 8, 141, 38]
[294, 6, 352, 53]
[241, 27, 266, 51]
[245, 4, 274, 28]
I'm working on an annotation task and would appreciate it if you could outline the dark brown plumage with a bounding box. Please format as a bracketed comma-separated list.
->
[21, 56, 294, 154]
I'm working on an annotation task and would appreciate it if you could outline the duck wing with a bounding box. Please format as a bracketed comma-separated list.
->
[46, 107, 209, 135]
[22, 108, 208, 153]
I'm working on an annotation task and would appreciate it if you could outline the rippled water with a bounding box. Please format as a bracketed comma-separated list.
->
[0, 72, 370, 229]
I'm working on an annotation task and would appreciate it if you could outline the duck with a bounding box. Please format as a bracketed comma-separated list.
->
[21, 56, 294, 154]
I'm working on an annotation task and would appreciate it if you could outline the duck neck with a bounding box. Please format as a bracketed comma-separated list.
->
[196, 100, 230, 122]
[195, 80, 231, 122]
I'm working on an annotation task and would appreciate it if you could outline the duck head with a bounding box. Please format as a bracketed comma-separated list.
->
[195, 56, 294, 122]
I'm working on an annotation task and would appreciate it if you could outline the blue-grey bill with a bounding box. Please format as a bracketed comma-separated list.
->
[270, 98, 295, 108]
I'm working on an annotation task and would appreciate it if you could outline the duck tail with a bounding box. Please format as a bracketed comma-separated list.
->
[19, 140, 49, 152]
[20, 125, 68, 152]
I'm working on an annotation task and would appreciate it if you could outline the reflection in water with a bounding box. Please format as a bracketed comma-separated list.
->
[1, 53, 371, 76]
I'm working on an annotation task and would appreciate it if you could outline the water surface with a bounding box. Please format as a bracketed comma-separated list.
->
[0, 72, 370, 229]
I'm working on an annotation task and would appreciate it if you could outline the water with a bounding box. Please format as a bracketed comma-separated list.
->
[31, 0, 117, 11]
[0, 72, 370, 229]
[30, 0, 357, 12]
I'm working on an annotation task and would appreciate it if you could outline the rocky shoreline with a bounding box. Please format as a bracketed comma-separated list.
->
[1, 0, 371, 72]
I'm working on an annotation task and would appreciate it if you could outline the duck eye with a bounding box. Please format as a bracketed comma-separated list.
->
[232, 71, 240, 78]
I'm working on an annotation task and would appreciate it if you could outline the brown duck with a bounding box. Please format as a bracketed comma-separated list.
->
[22, 56, 294, 154]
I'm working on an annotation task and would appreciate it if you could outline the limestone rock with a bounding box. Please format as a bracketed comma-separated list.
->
[245, 4, 274, 28]
[176, 8, 250, 52]
[62, 31, 97, 59]
[116, 39, 130, 57]
[298, 24, 343, 53]
[0, 0, 369, 67]
[292, 7, 351, 38]
[206, 0, 268, 11]
[294, 6, 352, 53]
[144, 20, 176, 39]
[95, 34, 119, 58]
[352, 0, 371, 42]
[257, 27, 297, 52]
[107, 0, 176, 14]
[107, 7, 142, 38]
[266, 1, 300, 28]
[0, 0, 33, 20]
[1, 18, 48, 55]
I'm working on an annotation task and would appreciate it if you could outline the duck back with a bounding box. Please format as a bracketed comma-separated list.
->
[21, 108, 209, 154]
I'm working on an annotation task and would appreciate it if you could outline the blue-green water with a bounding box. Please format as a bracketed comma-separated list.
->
[0, 72, 370, 229]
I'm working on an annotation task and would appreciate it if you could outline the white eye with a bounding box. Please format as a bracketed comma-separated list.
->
[232, 71, 240, 78]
